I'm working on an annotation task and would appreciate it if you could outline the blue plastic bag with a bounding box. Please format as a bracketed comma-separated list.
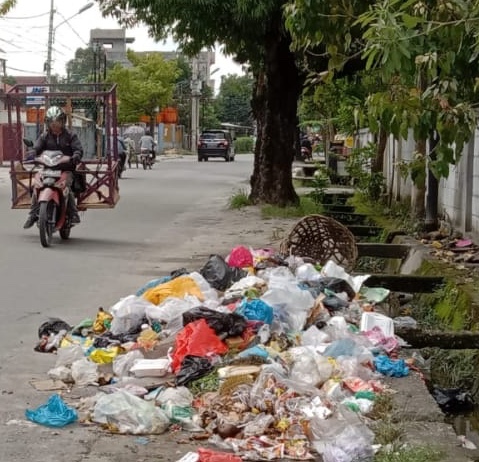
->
[235, 298, 274, 324]
[374, 355, 409, 377]
[25, 394, 78, 427]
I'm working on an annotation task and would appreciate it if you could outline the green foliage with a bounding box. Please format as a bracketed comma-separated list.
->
[0, 0, 16, 15]
[215, 75, 254, 128]
[105, 51, 179, 124]
[228, 189, 251, 209]
[374, 446, 443, 462]
[234, 136, 254, 153]
[347, 143, 385, 201]
[261, 196, 320, 218]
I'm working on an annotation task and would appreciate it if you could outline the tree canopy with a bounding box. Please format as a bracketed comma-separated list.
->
[105, 50, 179, 125]
[215, 74, 254, 128]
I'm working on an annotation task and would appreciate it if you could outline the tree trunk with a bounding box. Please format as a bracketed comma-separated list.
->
[372, 126, 387, 173]
[411, 139, 426, 219]
[424, 131, 439, 231]
[250, 29, 302, 206]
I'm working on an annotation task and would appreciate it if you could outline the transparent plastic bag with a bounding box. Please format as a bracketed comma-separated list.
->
[93, 389, 170, 434]
[55, 344, 85, 367]
[109, 295, 155, 335]
[71, 358, 98, 386]
[112, 350, 144, 377]
[289, 347, 333, 387]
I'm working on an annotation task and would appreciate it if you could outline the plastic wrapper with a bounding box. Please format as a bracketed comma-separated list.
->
[25, 394, 78, 427]
[71, 358, 98, 386]
[200, 254, 247, 291]
[109, 295, 155, 336]
[92, 389, 170, 434]
[197, 447, 243, 462]
[183, 306, 247, 338]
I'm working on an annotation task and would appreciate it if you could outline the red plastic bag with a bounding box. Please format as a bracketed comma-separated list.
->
[171, 319, 228, 373]
[227, 246, 253, 268]
[198, 447, 243, 462]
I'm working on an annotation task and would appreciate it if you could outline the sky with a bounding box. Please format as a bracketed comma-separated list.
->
[0, 0, 244, 91]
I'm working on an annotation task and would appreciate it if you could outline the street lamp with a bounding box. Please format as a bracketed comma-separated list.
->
[45, 1, 94, 82]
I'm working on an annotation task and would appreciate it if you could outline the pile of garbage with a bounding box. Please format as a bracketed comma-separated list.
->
[28, 246, 415, 462]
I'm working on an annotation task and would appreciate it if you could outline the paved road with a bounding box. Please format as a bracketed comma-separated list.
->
[0, 155, 254, 462]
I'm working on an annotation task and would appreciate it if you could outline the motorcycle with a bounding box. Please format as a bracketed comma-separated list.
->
[300, 146, 313, 162]
[139, 148, 154, 170]
[25, 145, 77, 248]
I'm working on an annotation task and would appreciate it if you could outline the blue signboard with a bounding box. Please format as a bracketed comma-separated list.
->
[26, 86, 46, 106]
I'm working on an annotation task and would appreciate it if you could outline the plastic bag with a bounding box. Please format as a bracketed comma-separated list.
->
[175, 355, 214, 386]
[171, 319, 228, 373]
[289, 347, 333, 387]
[71, 358, 98, 386]
[109, 295, 154, 335]
[226, 246, 253, 268]
[431, 386, 475, 414]
[235, 298, 273, 325]
[55, 344, 85, 367]
[38, 318, 71, 338]
[374, 355, 409, 377]
[183, 306, 247, 338]
[200, 255, 247, 291]
[142, 275, 204, 306]
[320, 260, 370, 294]
[25, 394, 78, 427]
[92, 389, 170, 434]
[136, 276, 171, 297]
[47, 365, 73, 383]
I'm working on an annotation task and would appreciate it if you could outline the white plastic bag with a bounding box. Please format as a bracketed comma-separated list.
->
[295, 263, 322, 282]
[112, 349, 144, 378]
[109, 295, 156, 335]
[55, 344, 85, 367]
[71, 358, 98, 386]
[93, 389, 170, 434]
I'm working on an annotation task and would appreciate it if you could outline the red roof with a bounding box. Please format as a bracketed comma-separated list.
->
[10, 76, 48, 86]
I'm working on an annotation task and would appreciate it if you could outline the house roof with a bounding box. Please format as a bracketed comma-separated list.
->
[10, 76, 48, 87]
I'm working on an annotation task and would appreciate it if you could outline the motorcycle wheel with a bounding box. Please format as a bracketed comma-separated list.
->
[142, 157, 147, 170]
[60, 224, 71, 240]
[39, 200, 56, 248]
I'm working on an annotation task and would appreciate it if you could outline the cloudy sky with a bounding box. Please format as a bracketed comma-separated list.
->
[0, 0, 244, 90]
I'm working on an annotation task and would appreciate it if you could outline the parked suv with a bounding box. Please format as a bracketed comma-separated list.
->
[197, 129, 235, 162]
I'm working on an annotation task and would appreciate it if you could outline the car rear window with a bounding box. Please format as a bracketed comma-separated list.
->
[201, 131, 227, 139]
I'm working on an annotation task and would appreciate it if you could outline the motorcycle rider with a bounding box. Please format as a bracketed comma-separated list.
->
[23, 106, 82, 229]
[139, 129, 156, 161]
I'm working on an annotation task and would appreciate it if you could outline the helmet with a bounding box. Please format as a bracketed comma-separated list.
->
[45, 106, 66, 125]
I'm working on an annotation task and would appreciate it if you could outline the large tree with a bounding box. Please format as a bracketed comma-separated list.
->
[97, 0, 305, 206]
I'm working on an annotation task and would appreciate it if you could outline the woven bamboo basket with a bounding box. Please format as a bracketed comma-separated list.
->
[279, 214, 358, 272]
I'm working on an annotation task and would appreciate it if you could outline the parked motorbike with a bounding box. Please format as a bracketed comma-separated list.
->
[24, 143, 77, 247]
[300, 146, 313, 162]
[139, 148, 154, 170]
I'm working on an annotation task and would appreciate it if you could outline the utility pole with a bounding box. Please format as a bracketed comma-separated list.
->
[190, 57, 202, 151]
[45, 0, 55, 82]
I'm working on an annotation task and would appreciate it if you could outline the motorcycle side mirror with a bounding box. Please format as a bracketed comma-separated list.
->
[23, 138, 34, 147]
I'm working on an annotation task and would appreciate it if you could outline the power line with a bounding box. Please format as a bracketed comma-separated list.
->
[2, 11, 50, 19]
[6, 65, 43, 74]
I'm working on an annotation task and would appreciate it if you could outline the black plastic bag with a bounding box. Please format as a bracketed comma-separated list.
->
[38, 318, 71, 338]
[175, 355, 214, 387]
[431, 386, 475, 414]
[183, 306, 247, 338]
[302, 277, 356, 300]
[200, 254, 247, 291]
[170, 268, 189, 279]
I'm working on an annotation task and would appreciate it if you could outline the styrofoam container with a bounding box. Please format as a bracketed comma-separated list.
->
[130, 358, 170, 377]
[360, 312, 394, 337]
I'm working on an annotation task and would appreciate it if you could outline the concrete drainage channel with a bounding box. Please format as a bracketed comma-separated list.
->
[320, 192, 479, 461]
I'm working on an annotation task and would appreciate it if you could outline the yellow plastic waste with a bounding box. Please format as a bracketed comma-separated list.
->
[142, 275, 204, 305]
[89, 346, 122, 364]
[93, 307, 113, 334]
